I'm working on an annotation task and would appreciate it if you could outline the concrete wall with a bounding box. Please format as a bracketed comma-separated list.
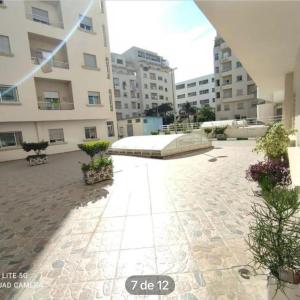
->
[225, 125, 268, 139]
[257, 102, 275, 123]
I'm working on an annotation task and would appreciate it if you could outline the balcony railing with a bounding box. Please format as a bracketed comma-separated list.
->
[26, 13, 64, 28]
[31, 56, 69, 69]
[38, 100, 74, 110]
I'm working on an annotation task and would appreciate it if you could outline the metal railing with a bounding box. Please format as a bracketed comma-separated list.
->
[26, 13, 64, 29]
[38, 101, 74, 110]
[31, 56, 69, 69]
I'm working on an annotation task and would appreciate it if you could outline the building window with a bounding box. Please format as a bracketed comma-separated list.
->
[116, 58, 123, 65]
[144, 83, 148, 89]
[83, 53, 97, 68]
[85, 127, 97, 139]
[150, 73, 156, 80]
[107, 121, 115, 137]
[222, 75, 232, 85]
[32, 7, 49, 24]
[247, 84, 257, 95]
[116, 112, 122, 120]
[223, 88, 232, 99]
[236, 61, 242, 68]
[222, 61, 232, 72]
[131, 102, 136, 109]
[151, 93, 158, 100]
[150, 83, 157, 90]
[199, 79, 209, 85]
[106, 57, 110, 79]
[145, 94, 149, 99]
[188, 92, 197, 97]
[0, 85, 18, 103]
[187, 82, 196, 88]
[159, 95, 164, 100]
[115, 101, 122, 109]
[158, 85, 163, 90]
[177, 94, 185, 99]
[216, 92, 220, 99]
[124, 103, 128, 109]
[88, 91, 100, 105]
[237, 75, 243, 82]
[158, 76, 163, 81]
[165, 88, 168, 92]
[215, 67, 219, 73]
[164, 78, 167, 83]
[216, 105, 221, 112]
[200, 99, 209, 106]
[114, 89, 120, 97]
[102, 25, 107, 47]
[137, 103, 140, 109]
[0, 131, 22, 148]
[237, 102, 244, 110]
[123, 92, 127, 98]
[113, 77, 120, 87]
[212, 88, 215, 92]
[214, 53, 219, 61]
[135, 118, 141, 123]
[109, 89, 113, 111]
[79, 15, 93, 32]
[224, 104, 230, 111]
[49, 128, 64, 143]
[130, 90, 136, 98]
[199, 89, 209, 95]
[0, 35, 11, 56]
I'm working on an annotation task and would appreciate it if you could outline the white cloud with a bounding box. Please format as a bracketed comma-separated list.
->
[106, 0, 216, 82]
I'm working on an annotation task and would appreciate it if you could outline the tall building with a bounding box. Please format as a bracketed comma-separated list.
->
[213, 35, 258, 120]
[0, 0, 117, 161]
[175, 74, 215, 112]
[112, 47, 175, 120]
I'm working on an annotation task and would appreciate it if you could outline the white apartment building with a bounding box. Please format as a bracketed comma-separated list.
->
[0, 0, 117, 161]
[213, 35, 258, 120]
[112, 47, 175, 120]
[175, 74, 215, 112]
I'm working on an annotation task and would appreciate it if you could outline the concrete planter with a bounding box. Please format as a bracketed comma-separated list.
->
[27, 155, 48, 166]
[83, 165, 113, 185]
[268, 276, 300, 299]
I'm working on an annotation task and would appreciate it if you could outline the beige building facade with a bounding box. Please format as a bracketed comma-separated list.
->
[0, 0, 116, 162]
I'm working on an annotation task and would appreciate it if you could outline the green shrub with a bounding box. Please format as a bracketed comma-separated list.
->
[237, 137, 248, 140]
[247, 186, 300, 288]
[254, 123, 295, 160]
[151, 131, 159, 135]
[204, 128, 212, 136]
[213, 126, 227, 135]
[22, 141, 48, 155]
[78, 140, 110, 160]
[164, 130, 171, 135]
[81, 157, 112, 173]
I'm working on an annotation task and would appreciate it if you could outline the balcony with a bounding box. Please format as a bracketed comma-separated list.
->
[34, 78, 74, 110]
[25, 0, 64, 29]
[29, 33, 69, 70]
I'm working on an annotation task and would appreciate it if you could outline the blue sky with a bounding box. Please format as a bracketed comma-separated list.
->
[106, 0, 216, 82]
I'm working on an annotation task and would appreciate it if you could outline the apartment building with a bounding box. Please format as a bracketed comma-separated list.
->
[213, 35, 258, 120]
[112, 47, 175, 120]
[175, 74, 215, 112]
[0, 0, 117, 161]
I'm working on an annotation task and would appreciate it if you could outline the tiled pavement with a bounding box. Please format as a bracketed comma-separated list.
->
[0, 141, 268, 299]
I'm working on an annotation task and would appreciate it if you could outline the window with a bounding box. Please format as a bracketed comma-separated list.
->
[131, 102, 136, 109]
[123, 92, 127, 98]
[116, 59, 123, 65]
[216, 92, 220, 99]
[106, 57, 110, 79]
[212, 78, 215, 82]
[177, 94, 185, 99]
[237, 75, 243, 82]
[122, 81, 127, 90]
[113, 77, 120, 87]
[130, 90, 136, 98]
[158, 76, 163, 81]
[114, 89, 120, 97]
[102, 25, 107, 46]
[199, 79, 209, 85]
[158, 85, 163, 90]
[150, 83, 157, 90]
[32, 7, 49, 24]
[0, 131, 22, 148]
[214, 53, 219, 61]
[236, 61, 242, 68]
[0, 85, 18, 103]
[43, 91, 60, 109]
[49, 128, 64, 143]
[222, 75, 232, 85]
[151, 93, 158, 100]
[79, 15, 93, 32]
[188, 92, 197, 97]
[247, 84, 256, 95]
[85, 127, 97, 139]
[83, 53, 97, 68]
[199, 89, 209, 95]
[88, 91, 100, 105]
[200, 99, 209, 106]
[135, 119, 141, 123]
[145, 94, 149, 99]
[212, 88, 215, 92]
[107, 121, 115, 137]
[164, 79, 167, 83]
[152, 103, 157, 108]
[150, 73, 156, 80]
[144, 83, 148, 89]
[237, 102, 244, 110]
[176, 84, 185, 90]
[124, 103, 128, 109]
[187, 82, 196, 88]
[236, 89, 243, 96]
[165, 88, 168, 92]
[215, 67, 219, 73]
[216, 79, 220, 86]
[223, 88, 232, 98]
[116, 112, 122, 120]
[216, 105, 221, 112]
[159, 95, 164, 100]
[222, 61, 232, 72]
[0, 35, 11, 55]
[115, 101, 121, 109]
[137, 103, 140, 109]
[222, 48, 231, 58]
[109, 89, 113, 111]
[224, 104, 230, 111]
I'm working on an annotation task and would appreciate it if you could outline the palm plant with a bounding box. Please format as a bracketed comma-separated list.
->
[179, 102, 196, 124]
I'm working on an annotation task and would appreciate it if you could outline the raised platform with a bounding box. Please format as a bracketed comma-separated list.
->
[109, 133, 212, 158]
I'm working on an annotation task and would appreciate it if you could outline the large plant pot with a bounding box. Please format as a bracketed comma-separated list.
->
[268, 276, 300, 299]
[83, 165, 113, 185]
[27, 155, 48, 166]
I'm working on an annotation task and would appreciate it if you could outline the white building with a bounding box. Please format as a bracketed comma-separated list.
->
[175, 74, 215, 111]
[213, 35, 259, 120]
[112, 47, 175, 120]
[0, 0, 117, 162]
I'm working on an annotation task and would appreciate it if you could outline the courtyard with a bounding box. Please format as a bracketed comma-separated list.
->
[0, 140, 267, 299]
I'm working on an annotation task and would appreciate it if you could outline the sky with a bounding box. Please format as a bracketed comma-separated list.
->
[106, 0, 216, 83]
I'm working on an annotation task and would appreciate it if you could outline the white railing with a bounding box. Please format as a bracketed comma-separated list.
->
[31, 56, 69, 69]
[38, 101, 74, 110]
[26, 13, 64, 28]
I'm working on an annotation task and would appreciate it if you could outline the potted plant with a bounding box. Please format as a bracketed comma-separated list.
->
[78, 140, 113, 185]
[213, 126, 227, 140]
[22, 141, 49, 166]
[247, 186, 300, 299]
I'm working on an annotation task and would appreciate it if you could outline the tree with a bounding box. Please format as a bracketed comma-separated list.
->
[144, 103, 173, 118]
[195, 106, 215, 122]
[179, 102, 196, 123]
